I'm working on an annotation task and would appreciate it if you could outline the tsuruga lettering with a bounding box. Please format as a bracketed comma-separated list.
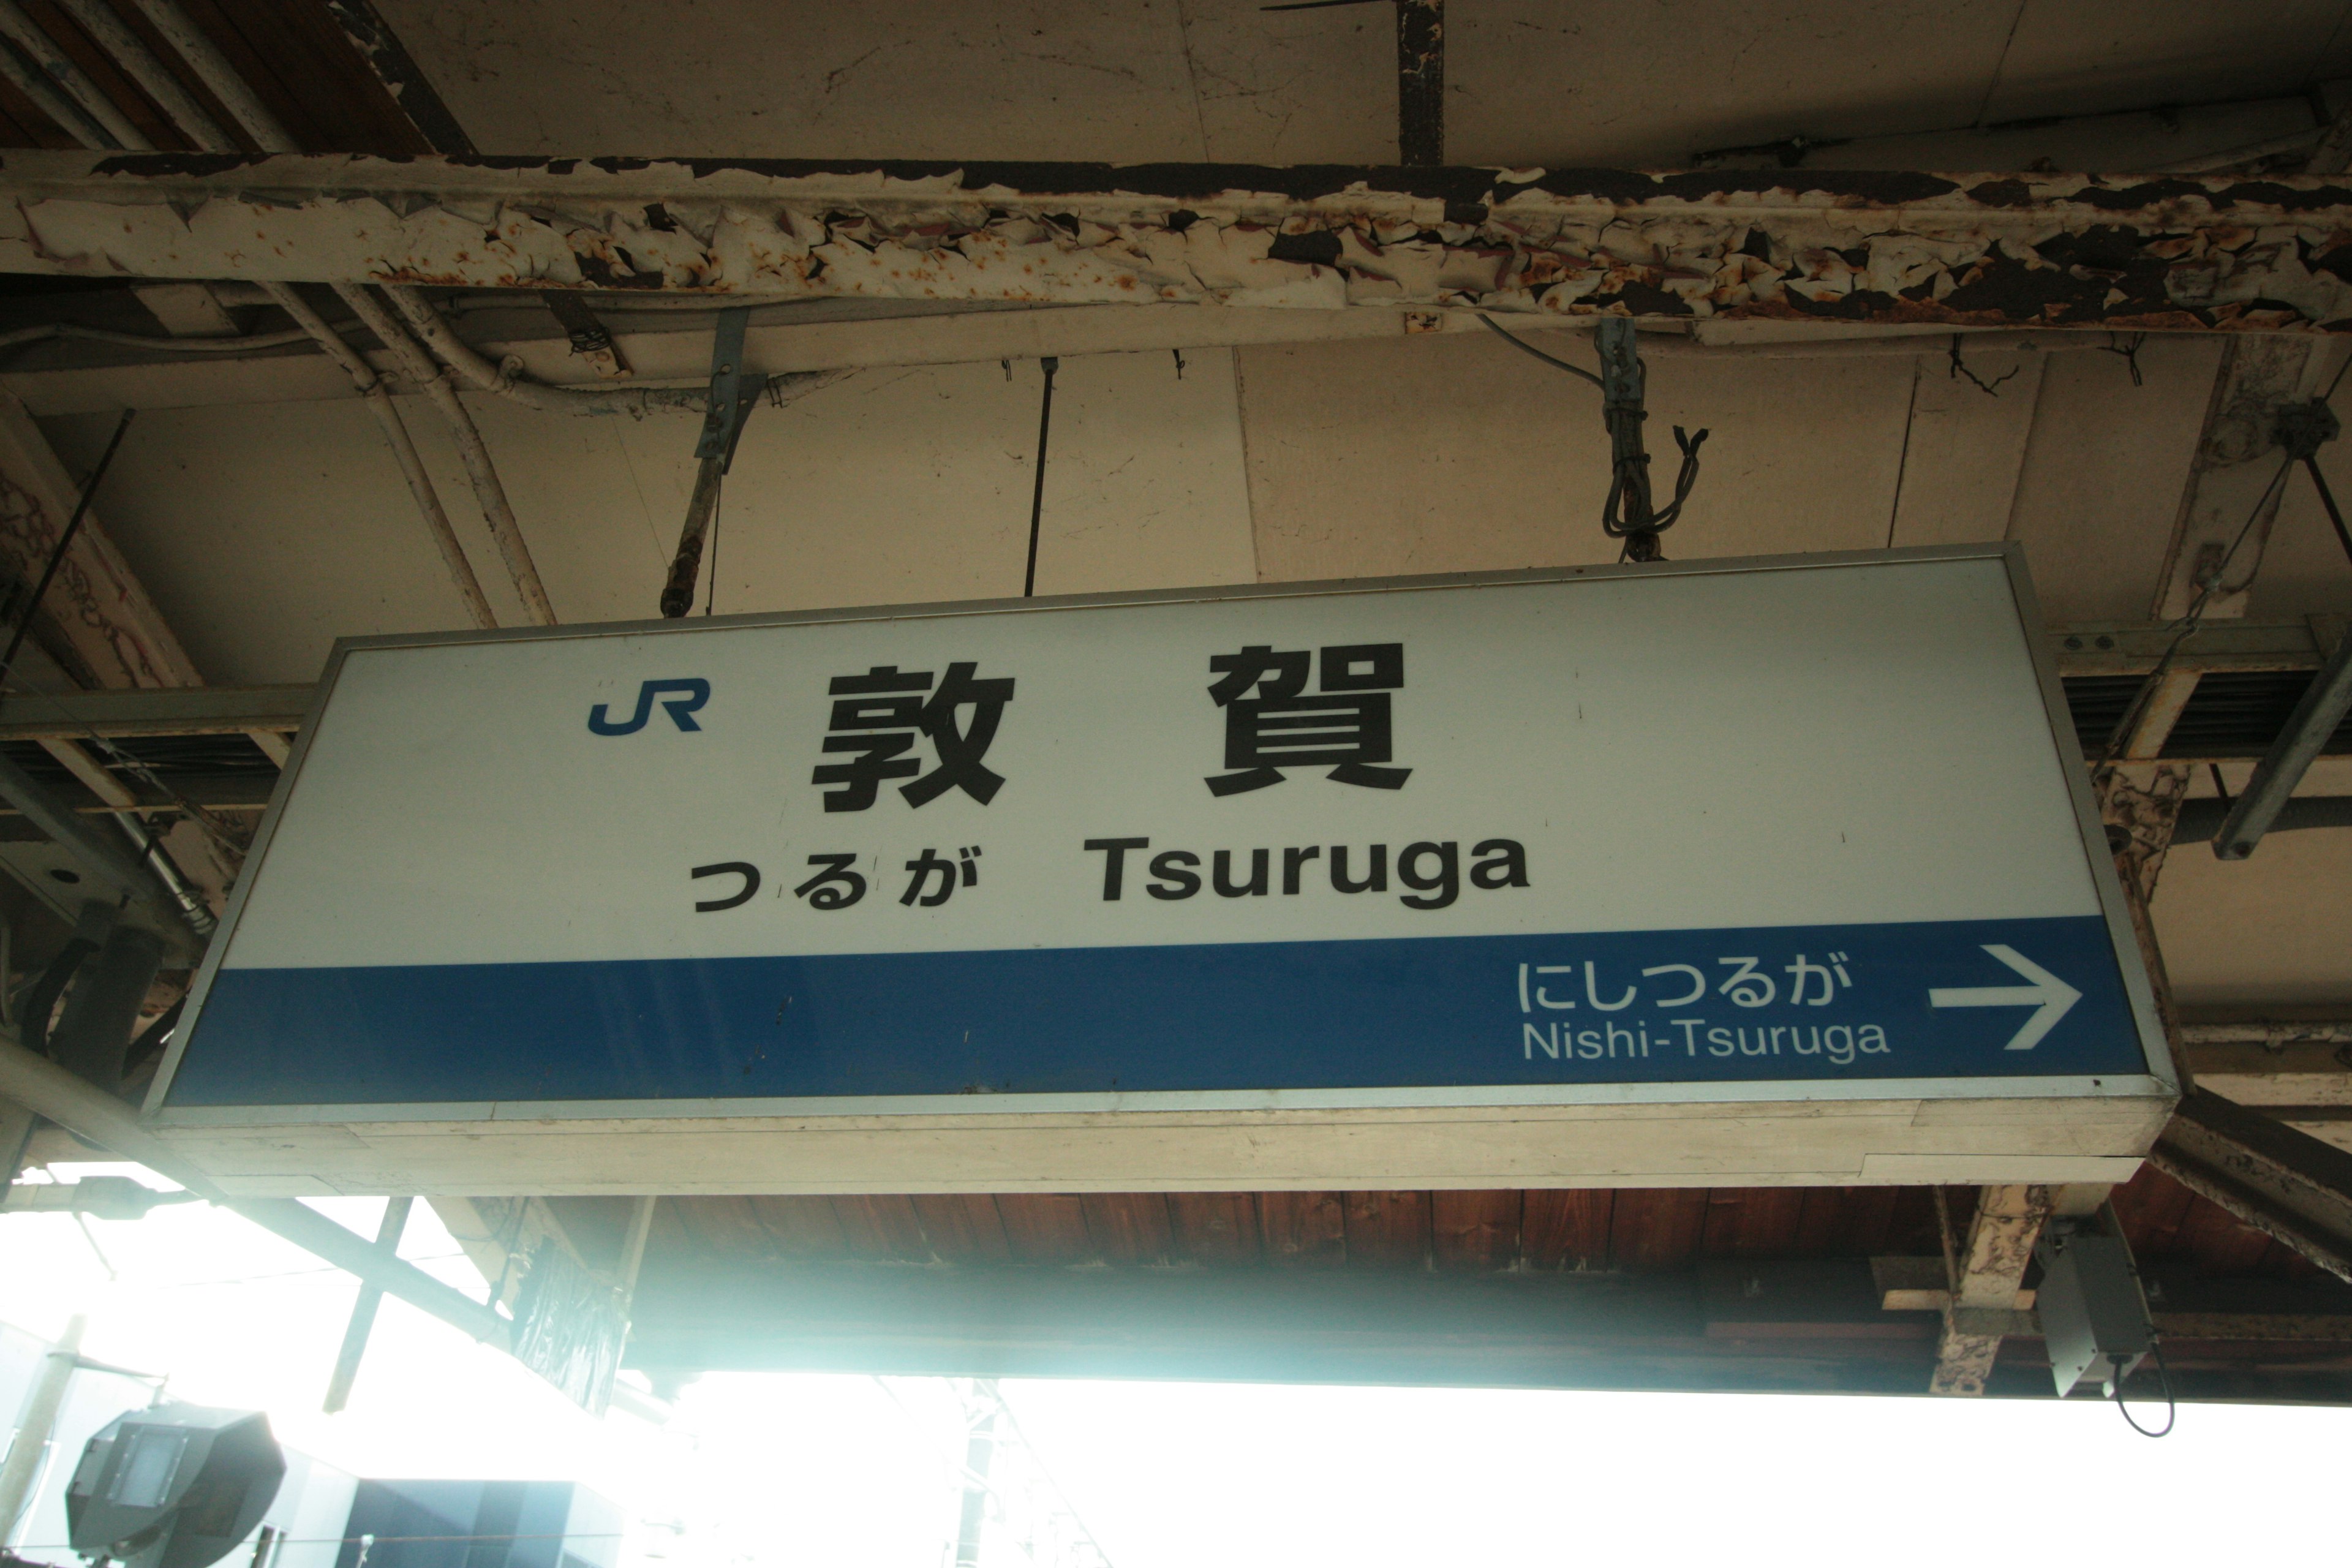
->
[1084, 835, 1528, 912]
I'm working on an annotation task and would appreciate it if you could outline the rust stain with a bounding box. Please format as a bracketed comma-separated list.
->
[13, 154, 2352, 329]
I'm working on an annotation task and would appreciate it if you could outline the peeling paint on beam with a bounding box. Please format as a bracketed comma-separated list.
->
[6, 153, 2352, 328]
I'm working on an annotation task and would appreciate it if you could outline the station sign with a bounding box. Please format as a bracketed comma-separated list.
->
[148, 546, 2177, 1193]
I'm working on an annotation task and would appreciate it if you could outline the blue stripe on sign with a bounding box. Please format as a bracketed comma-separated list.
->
[166, 916, 2149, 1107]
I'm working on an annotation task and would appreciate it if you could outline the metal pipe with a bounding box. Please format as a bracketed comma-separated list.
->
[123, 0, 294, 151]
[382, 283, 771, 418]
[0, 0, 149, 150]
[383, 284, 513, 396]
[333, 283, 556, 625]
[0, 35, 107, 148]
[111, 813, 216, 937]
[2176, 794, 2352, 843]
[0, 749, 195, 957]
[2179, 1020, 2352, 1046]
[616, 1196, 656, 1301]
[0, 1026, 512, 1347]
[2211, 636, 2352, 858]
[662, 455, 721, 618]
[322, 1194, 411, 1413]
[0, 322, 322, 353]
[51, 0, 232, 151]
[0, 1312, 81, 1546]
[48, 6, 496, 630]
[952, 1387, 997, 1568]
[263, 283, 496, 628]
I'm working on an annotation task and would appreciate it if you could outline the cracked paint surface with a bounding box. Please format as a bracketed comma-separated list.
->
[4, 152, 2352, 328]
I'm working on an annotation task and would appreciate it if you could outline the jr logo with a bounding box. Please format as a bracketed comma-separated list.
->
[588, 679, 711, 736]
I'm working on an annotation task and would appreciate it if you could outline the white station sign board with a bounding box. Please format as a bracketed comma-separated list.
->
[150, 547, 2176, 1194]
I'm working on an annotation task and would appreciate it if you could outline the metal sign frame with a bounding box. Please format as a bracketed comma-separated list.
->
[137, 545, 2173, 1194]
[140, 545, 2177, 1190]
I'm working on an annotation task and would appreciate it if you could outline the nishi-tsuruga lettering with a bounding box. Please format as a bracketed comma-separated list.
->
[1515, 949, 1891, 1066]
[1520, 1019, 1893, 1065]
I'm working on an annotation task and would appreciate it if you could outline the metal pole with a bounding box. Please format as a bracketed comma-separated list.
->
[322, 1195, 412, 1413]
[616, 1196, 656, 1301]
[262, 281, 496, 630]
[1022, 360, 1057, 598]
[1, 1093, 32, 1186]
[0, 750, 197, 958]
[124, 0, 297, 151]
[953, 1385, 998, 1568]
[331, 283, 557, 626]
[0, 1028, 510, 1348]
[2210, 628, 2352, 858]
[0, 1313, 83, 1546]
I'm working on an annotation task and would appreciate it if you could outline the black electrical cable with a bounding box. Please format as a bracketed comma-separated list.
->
[2092, 453, 2295, 780]
[1023, 356, 1058, 598]
[2113, 1340, 2177, 1437]
[1477, 314, 1604, 388]
[0, 408, 134, 696]
[2299, 453, 2352, 570]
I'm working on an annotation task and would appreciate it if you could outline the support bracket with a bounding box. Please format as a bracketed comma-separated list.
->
[660, 307, 760, 618]
[2150, 1087, 2352, 1283]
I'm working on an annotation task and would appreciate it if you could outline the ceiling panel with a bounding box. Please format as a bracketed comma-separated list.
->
[373, 0, 1210, 159]
[374, 0, 2332, 168]
[1450, 0, 2027, 167]
[1981, 0, 2352, 126]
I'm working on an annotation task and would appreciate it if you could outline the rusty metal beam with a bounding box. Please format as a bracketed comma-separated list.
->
[0, 624, 2320, 745]
[1395, 1, 1442, 168]
[1929, 1183, 2058, 1395]
[2152, 1087, 2352, 1283]
[2050, 617, 2331, 676]
[0, 682, 308, 739]
[6, 153, 2352, 327]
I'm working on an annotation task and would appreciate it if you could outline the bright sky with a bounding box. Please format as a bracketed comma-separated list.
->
[6, 1164, 2351, 1568]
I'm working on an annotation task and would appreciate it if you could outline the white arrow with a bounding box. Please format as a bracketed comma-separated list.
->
[1928, 944, 2082, 1052]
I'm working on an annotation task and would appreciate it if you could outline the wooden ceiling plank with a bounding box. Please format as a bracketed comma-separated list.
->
[2111, 1164, 2199, 1256]
[1521, 1190, 1613, 1270]
[1343, 1190, 1432, 1270]
[996, 1193, 1095, 1265]
[830, 1194, 930, 1261]
[1608, 1189, 1709, 1272]
[2171, 1193, 2285, 1275]
[1791, 1189, 1853, 1256]
[1432, 1189, 1521, 1270]
[1169, 1193, 1262, 1267]
[1700, 1188, 1807, 1258]
[911, 1193, 1013, 1265]
[1834, 1188, 1904, 1257]
[748, 1195, 850, 1259]
[18, 0, 183, 148]
[105, 0, 255, 150]
[644, 1194, 698, 1264]
[1079, 1193, 1172, 1265]
[665, 1195, 780, 1261]
[216, 0, 423, 152]
[1881, 1187, 1950, 1260]
[2255, 1236, 2317, 1280]
[1259, 1191, 1347, 1268]
[173, 0, 318, 148]
[0, 81, 52, 146]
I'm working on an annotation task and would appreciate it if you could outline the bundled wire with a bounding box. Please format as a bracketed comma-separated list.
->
[1480, 314, 1707, 560]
